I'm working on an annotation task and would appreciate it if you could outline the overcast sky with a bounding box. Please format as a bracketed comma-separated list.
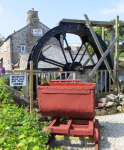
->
[0, 0, 124, 43]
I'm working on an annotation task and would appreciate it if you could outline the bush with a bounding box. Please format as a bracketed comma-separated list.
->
[0, 104, 50, 150]
[0, 77, 64, 150]
[0, 78, 50, 150]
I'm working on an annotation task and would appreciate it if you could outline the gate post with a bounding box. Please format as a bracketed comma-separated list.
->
[114, 15, 119, 89]
[30, 61, 33, 114]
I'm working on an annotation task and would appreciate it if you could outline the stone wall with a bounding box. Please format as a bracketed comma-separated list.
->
[95, 93, 124, 116]
[0, 38, 12, 70]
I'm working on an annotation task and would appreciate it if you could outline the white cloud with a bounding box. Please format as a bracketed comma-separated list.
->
[99, 0, 124, 14]
[88, 0, 124, 21]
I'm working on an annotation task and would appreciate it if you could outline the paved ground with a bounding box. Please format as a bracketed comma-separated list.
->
[49, 113, 124, 150]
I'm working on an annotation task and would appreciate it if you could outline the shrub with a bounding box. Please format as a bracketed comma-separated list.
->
[0, 104, 50, 150]
[0, 78, 50, 150]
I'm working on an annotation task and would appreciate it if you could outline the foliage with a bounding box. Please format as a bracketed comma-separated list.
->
[0, 38, 3, 44]
[0, 77, 14, 104]
[0, 104, 50, 150]
[119, 61, 124, 68]
[94, 19, 124, 54]
[19, 87, 24, 97]
[0, 77, 63, 150]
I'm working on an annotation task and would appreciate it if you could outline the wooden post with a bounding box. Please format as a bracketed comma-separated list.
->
[36, 73, 38, 98]
[30, 61, 33, 114]
[114, 15, 119, 89]
[102, 27, 105, 41]
[110, 29, 115, 66]
[23, 73, 29, 100]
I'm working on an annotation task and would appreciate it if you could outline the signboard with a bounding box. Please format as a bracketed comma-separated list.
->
[10, 75, 26, 86]
[33, 29, 42, 36]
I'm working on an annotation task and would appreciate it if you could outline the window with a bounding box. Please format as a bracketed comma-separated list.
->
[21, 45, 25, 52]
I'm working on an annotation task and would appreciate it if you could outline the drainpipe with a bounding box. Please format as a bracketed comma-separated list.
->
[10, 36, 13, 69]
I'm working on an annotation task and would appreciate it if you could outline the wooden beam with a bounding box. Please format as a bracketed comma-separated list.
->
[30, 61, 33, 114]
[82, 52, 95, 66]
[84, 14, 115, 82]
[5, 70, 42, 73]
[60, 19, 124, 28]
[89, 34, 119, 80]
[110, 29, 114, 66]
[84, 44, 95, 65]
[102, 27, 105, 41]
[114, 16, 119, 88]
[60, 19, 115, 28]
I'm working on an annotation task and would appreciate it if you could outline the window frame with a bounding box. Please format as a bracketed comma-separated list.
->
[20, 45, 26, 52]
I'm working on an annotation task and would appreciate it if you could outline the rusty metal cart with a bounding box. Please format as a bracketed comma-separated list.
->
[37, 80, 101, 150]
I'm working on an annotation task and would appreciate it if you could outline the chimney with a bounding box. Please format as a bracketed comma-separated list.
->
[13, 30, 15, 33]
[27, 8, 39, 25]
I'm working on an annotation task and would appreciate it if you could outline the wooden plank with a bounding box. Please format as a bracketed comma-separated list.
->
[109, 71, 111, 92]
[23, 73, 29, 100]
[114, 16, 119, 91]
[5, 70, 42, 73]
[48, 73, 50, 82]
[101, 71, 103, 93]
[60, 19, 115, 28]
[84, 14, 118, 82]
[61, 18, 124, 28]
[110, 29, 114, 66]
[36, 73, 38, 98]
[30, 61, 33, 114]
[102, 27, 105, 41]
[96, 71, 99, 97]
[105, 70, 107, 93]
[82, 52, 95, 66]
[113, 70, 115, 91]
[89, 34, 119, 80]
[84, 44, 95, 65]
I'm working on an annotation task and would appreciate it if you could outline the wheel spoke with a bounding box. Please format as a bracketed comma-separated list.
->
[79, 41, 90, 63]
[58, 38, 68, 63]
[40, 59, 64, 67]
[44, 57, 64, 66]
[40, 55, 64, 67]
[73, 42, 83, 62]
[64, 36, 74, 62]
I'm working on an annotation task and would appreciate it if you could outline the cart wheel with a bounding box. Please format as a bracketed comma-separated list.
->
[94, 119, 99, 150]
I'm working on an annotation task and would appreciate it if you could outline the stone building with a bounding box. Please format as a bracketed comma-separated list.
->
[0, 8, 60, 70]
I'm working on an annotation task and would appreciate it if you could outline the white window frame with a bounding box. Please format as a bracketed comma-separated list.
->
[21, 45, 25, 52]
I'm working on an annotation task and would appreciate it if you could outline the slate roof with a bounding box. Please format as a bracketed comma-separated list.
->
[20, 45, 97, 69]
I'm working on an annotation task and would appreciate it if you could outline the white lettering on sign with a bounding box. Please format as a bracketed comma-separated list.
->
[10, 75, 26, 86]
[33, 29, 42, 36]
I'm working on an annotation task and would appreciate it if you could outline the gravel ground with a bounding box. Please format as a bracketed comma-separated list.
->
[49, 113, 124, 150]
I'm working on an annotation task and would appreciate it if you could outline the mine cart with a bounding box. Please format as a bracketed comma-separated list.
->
[37, 80, 101, 150]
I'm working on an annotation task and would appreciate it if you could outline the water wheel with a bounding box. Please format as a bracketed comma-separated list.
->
[27, 21, 113, 91]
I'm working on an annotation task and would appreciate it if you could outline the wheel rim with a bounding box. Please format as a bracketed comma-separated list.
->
[27, 22, 113, 71]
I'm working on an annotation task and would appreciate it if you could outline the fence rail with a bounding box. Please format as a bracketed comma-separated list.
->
[4, 69, 118, 99]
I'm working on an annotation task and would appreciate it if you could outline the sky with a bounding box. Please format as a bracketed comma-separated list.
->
[0, 0, 124, 43]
